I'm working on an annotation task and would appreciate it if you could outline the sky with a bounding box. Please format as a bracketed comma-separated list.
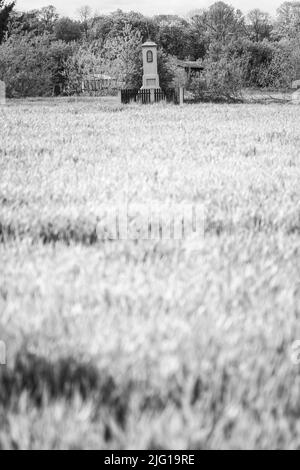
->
[16, 0, 285, 18]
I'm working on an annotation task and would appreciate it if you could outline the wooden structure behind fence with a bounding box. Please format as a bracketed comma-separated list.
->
[83, 78, 119, 93]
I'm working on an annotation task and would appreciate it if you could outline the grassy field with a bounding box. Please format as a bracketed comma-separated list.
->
[0, 97, 300, 449]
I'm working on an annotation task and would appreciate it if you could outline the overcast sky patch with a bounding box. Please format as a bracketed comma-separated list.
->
[16, 0, 284, 18]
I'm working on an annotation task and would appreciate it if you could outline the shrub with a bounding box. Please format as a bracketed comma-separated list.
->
[241, 40, 275, 87]
[189, 45, 245, 102]
[256, 45, 294, 89]
[230, 38, 298, 89]
[244, 40, 295, 89]
[0, 34, 74, 97]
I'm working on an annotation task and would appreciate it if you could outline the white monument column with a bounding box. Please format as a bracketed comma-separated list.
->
[141, 41, 160, 91]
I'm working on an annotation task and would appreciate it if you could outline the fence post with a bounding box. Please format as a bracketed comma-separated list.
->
[179, 87, 184, 106]
[0, 340, 6, 365]
[0, 81, 6, 106]
[118, 90, 122, 104]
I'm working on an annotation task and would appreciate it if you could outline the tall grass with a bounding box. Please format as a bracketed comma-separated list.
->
[0, 98, 300, 449]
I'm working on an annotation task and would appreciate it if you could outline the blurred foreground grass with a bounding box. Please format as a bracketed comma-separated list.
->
[0, 98, 300, 449]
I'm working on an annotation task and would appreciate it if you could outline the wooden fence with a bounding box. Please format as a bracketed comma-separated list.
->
[139, 89, 151, 104]
[120, 88, 179, 105]
[120, 89, 139, 104]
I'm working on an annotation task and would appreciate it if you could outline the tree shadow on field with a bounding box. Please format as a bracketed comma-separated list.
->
[0, 348, 130, 428]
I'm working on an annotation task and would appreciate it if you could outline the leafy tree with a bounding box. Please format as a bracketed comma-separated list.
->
[191, 2, 247, 46]
[78, 5, 93, 39]
[7, 9, 42, 36]
[274, 1, 300, 39]
[64, 24, 143, 94]
[157, 49, 178, 89]
[288, 35, 300, 78]
[257, 43, 295, 88]
[238, 40, 275, 87]
[7, 5, 58, 37]
[247, 9, 272, 42]
[91, 10, 157, 43]
[54, 17, 82, 42]
[102, 23, 143, 87]
[64, 41, 107, 95]
[156, 17, 196, 59]
[38, 5, 58, 34]
[231, 38, 296, 89]
[0, 34, 74, 96]
[0, 0, 14, 43]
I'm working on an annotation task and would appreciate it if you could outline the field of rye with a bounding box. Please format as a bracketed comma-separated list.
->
[0, 97, 300, 449]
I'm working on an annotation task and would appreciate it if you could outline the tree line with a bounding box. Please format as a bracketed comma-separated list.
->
[0, 1, 300, 99]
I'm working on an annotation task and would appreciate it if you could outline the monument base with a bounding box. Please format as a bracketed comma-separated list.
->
[141, 74, 160, 90]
